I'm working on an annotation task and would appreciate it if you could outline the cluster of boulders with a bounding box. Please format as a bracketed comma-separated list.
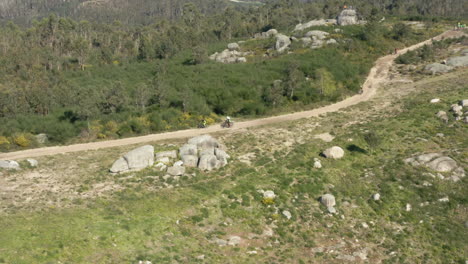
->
[405, 153, 465, 182]
[300, 30, 337, 49]
[110, 135, 229, 175]
[255, 29, 292, 54]
[434, 99, 468, 123]
[0, 159, 38, 170]
[209, 42, 251, 64]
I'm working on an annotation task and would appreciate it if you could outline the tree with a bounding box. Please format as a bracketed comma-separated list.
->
[285, 62, 304, 100]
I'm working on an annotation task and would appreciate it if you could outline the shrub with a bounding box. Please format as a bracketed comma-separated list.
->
[13, 134, 31, 147]
[0, 136, 10, 151]
[262, 197, 275, 205]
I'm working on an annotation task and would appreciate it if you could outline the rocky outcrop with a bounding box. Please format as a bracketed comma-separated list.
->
[405, 153, 465, 182]
[179, 135, 229, 171]
[275, 34, 291, 53]
[424, 63, 453, 74]
[167, 165, 185, 176]
[337, 9, 358, 26]
[323, 146, 345, 159]
[110, 145, 154, 173]
[227, 43, 240, 51]
[305, 30, 329, 40]
[0, 160, 20, 170]
[446, 55, 468, 67]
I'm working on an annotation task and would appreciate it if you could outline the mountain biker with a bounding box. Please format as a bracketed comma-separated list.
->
[202, 119, 207, 128]
[226, 116, 232, 127]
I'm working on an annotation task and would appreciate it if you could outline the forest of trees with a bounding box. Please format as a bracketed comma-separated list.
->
[0, 0, 464, 150]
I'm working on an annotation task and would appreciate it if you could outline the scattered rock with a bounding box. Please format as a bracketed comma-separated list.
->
[263, 190, 276, 199]
[337, 9, 358, 26]
[227, 236, 241, 246]
[326, 39, 337, 44]
[361, 222, 369, 228]
[26, 159, 38, 167]
[372, 193, 380, 201]
[460, 99, 468, 107]
[282, 210, 292, 220]
[424, 63, 453, 74]
[196, 255, 205, 260]
[323, 146, 345, 159]
[0, 160, 20, 170]
[167, 165, 185, 176]
[436, 133, 444, 137]
[438, 197, 449, 202]
[254, 28, 278, 39]
[214, 238, 227, 246]
[110, 145, 154, 173]
[247, 251, 258, 255]
[314, 158, 322, 169]
[263, 227, 274, 237]
[430, 98, 441, 103]
[137, 261, 152, 264]
[320, 194, 336, 210]
[405, 203, 412, 212]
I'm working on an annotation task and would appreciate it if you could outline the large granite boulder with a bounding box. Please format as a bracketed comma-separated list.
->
[179, 144, 198, 157]
[275, 34, 291, 53]
[323, 146, 345, 159]
[0, 160, 20, 170]
[198, 154, 220, 171]
[337, 9, 358, 26]
[446, 56, 468, 67]
[188, 135, 220, 149]
[110, 145, 154, 173]
[182, 155, 199, 168]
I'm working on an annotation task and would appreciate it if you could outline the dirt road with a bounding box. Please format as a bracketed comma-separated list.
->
[0, 30, 463, 160]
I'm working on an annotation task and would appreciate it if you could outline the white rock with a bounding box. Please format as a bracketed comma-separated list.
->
[323, 146, 345, 159]
[138, 261, 152, 264]
[430, 98, 441, 103]
[155, 162, 167, 171]
[263, 190, 276, 199]
[320, 194, 336, 207]
[314, 160, 322, 169]
[282, 210, 292, 220]
[460, 99, 468, 107]
[372, 193, 380, 201]
[361, 222, 369, 228]
[173, 160, 184, 167]
[438, 197, 449, 202]
[0, 160, 20, 170]
[247, 251, 258, 255]
[26, 159, 38, 167]
[167, 165, 185, 176]
[405, 203, 412, 212]
[196, 255, 205, 260]
[181, 155, 198, 168]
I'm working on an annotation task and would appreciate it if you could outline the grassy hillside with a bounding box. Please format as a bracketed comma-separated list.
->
[0, 68, 466, 263]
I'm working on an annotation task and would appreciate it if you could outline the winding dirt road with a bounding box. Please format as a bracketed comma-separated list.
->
[0, 30, 463, 160]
